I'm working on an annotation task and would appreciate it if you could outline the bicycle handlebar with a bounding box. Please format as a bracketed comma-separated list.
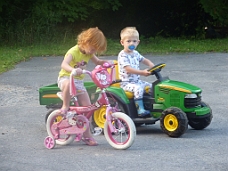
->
[70, 62, 116, 91]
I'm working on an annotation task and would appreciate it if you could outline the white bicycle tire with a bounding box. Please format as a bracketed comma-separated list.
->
[104, 112, 136, 150]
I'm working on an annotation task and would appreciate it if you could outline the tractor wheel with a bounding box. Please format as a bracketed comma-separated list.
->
[160, 107, 188, 137]
[93, 106, 107, 129]
[45, 108, 64, 126]
[93, 95, 126, 129]
[188, 101, 213, 130]
[45, 109, 56, 123]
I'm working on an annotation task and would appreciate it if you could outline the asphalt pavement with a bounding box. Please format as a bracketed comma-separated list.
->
[0, 53, 228, 171]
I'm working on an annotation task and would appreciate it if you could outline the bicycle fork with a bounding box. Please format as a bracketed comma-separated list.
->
[106, 106, 125, 134]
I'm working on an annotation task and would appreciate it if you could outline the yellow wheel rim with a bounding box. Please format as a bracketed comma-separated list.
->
[94, 106, 107, 128]
[164, 114, 178, 131]
[55, 116, 63, 123]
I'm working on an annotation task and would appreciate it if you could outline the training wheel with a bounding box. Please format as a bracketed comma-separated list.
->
[44, 136, 56, 149]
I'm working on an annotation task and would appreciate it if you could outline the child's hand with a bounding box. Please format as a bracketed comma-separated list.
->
[141, 69, 151, 77]
[72, 68, 83, 76]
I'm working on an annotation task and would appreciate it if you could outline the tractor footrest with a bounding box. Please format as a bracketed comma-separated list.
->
[132, 117, 159, 124]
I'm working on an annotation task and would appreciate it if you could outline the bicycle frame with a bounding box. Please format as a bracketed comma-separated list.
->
[68, 91, 116, 133]
[67, 63, 119, 134]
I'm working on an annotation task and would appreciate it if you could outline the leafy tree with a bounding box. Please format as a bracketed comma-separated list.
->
[1, 0, 228, 45]
[199, 0, 228, 26]
[0, 0, 122, 44]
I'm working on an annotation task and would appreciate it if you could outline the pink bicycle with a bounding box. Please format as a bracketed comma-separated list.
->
[44, 62, 136, 150]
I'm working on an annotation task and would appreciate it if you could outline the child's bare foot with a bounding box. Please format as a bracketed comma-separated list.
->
[82, 137, 98, 146]
[59, 108, 68, 114]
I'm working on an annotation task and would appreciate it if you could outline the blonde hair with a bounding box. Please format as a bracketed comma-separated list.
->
[77, 27, 107, 53]
[120, 27, 139, 40]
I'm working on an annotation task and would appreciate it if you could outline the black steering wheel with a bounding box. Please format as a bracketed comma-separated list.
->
[148, 63, 166, 75]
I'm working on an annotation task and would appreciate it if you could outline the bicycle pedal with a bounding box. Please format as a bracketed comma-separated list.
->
[74, 134, 82, 142]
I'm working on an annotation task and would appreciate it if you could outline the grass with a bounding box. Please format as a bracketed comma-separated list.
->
[1, 37, 228, 74]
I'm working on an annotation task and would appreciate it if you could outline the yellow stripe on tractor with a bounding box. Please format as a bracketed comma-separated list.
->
[42, 94, 59, 98]
[158, 85, 191, 93]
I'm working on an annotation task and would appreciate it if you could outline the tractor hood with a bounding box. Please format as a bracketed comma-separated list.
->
[158, 80, 201, 94]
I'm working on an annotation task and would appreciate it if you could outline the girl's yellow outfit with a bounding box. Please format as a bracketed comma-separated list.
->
[58, 45, 92, 80]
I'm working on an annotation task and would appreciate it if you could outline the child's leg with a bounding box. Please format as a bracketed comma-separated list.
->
[77, 91, 98, 146]
[122, 82, 150, 117]
[122, 83, 144, 99]
[58, 78, 71, 113]
[77, 91, 91, 106]
[138, 80, 152, 90]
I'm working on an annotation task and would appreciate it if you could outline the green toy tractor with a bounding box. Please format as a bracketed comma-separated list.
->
[93, 63, 212, 137]
[39, 63, 212, 138]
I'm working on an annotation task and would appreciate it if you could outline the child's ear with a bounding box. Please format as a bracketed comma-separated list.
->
[120, 40, 124, 46]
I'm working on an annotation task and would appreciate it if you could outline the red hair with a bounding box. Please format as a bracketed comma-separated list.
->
[77, 27, 107, 53]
